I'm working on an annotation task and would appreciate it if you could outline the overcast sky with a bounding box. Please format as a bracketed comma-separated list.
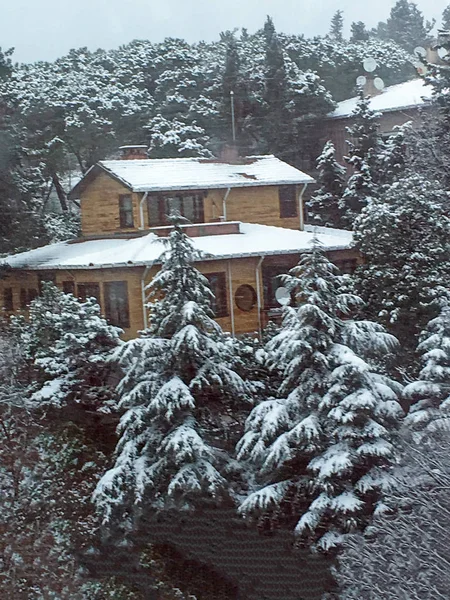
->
[2, 0, 449, 64]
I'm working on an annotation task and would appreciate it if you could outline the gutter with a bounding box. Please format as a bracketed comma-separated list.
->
[298, 184, 307, 231]
[222, 187, 231, 220]
[5, 243, 353, 272]
[139, 192, 149, 230]
[141, 264, 152, 329]
[227, 260, 235, 337]
[255, 256, 265, 338]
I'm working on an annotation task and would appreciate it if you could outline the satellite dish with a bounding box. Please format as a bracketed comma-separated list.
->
[438, 46, 449, 59]
[275, 287, 291, 306]
[414, 46, 427, 58]
[363, 57, 377, 73]
[356, 75, 367, 87]
[373, 77, 385, 91]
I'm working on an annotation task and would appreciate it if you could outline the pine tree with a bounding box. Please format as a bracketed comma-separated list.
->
[350, 22, 370, 43]
[377, 122, 411, 187]
[354, 174, 450, 351]
[14, 283, 121, 412]
[377, 0, 434, 52]
[307, 141, 346, 227]
[333, 437, 450, 600]
[329, 11, 344, 42]
[0, 46, 13, 81]
[443, 4, 450, 30]
[403, 302, 450, 435]
[262, 16, 290, 155]
[237, 239, 403, 551]
[95, 218, 248, 528]
[413, 33, 450, 191]
[340, 92, 381, 226]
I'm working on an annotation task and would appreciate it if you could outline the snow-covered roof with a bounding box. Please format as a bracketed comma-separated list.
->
[2, 223, 352, 271]
[328, 78, 433, 120]
[69, 155, 314, 198]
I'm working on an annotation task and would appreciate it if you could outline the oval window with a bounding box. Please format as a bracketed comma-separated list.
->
[235, 284, 257, 312]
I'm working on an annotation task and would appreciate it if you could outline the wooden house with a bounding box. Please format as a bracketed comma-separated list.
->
[0, 148, 358, 339]
[324, 77, 432, 165]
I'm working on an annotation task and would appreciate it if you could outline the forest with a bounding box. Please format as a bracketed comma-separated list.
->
[1, 1, 450, 598]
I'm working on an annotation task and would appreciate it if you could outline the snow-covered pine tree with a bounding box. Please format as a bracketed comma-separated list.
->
[377, 0, 434, 53]
[15, 282, 121, 412]
[237, 238, 403, 551]
[95, 217, 248, 528]
[443, 4, 450, 30]
[354, 174, 450, 352]
[333, 437, 450, 600]
[416, 32, 450, 191]
[307, 140, 346, 227]
[377, 122, 411, 187]
[340, 92, 381, 226]
[350, 21, 370, 43]
[403, 302, 450, 435]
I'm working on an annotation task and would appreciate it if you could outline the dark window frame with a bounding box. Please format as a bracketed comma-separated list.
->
[147, 192, 205, 227]
[3, 288, 13, 311]
[62, 281, 75, 296]
[27, 289, 38, 304]
[205, 272, 228, 318]
[20, 288, 27, 309]
[262, 266, 289, 310]
[104, 281, 130, 329]
[119, 194, 134, 228]
[77, 282, 101, 304]
[334, 259, 358, 275]
[278, 185, 298, 219]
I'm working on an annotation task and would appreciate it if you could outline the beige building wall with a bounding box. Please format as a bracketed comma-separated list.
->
[80, 172, 305, 237]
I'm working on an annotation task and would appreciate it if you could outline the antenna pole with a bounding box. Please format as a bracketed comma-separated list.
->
[230, 90, 236, 142]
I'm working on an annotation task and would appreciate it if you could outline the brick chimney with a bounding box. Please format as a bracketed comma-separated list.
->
[119, 145, 148, 160]
[219, 144, 241, 164]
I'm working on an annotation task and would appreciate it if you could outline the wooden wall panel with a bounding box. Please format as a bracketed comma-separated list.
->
[80, 173, 141, 236]
[81, 168, 306, 237]
[0, 249, 360, 340]
[204, 186, 302, 231]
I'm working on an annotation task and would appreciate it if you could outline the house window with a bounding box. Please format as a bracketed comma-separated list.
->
[104, 281, 130, 328]
[3, 288, 13, 311]
[20, 288, 27, 309]
[334, 259, 358, 275]
[262, 266, 288, 309]
[20, 288, 38, 308]
[62, 281, 75, 295]
[77, 282, 101, 304]
[205, 272, 228, 318]
[148, 193, 204, 227]
[119, 194, 134, 228]
[279, 185, 298, 219]
[28, 289, 38, 303]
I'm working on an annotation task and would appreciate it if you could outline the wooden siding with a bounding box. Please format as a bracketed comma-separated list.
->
[80, 172, 141, 236]
[0, 248, 360, 341]
[80, 171, 304, 236]
[204, 186, 302, 230]
[0, 267, 144, 341]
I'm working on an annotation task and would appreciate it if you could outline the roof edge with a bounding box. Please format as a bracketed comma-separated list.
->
[68, 163, 134, 200]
